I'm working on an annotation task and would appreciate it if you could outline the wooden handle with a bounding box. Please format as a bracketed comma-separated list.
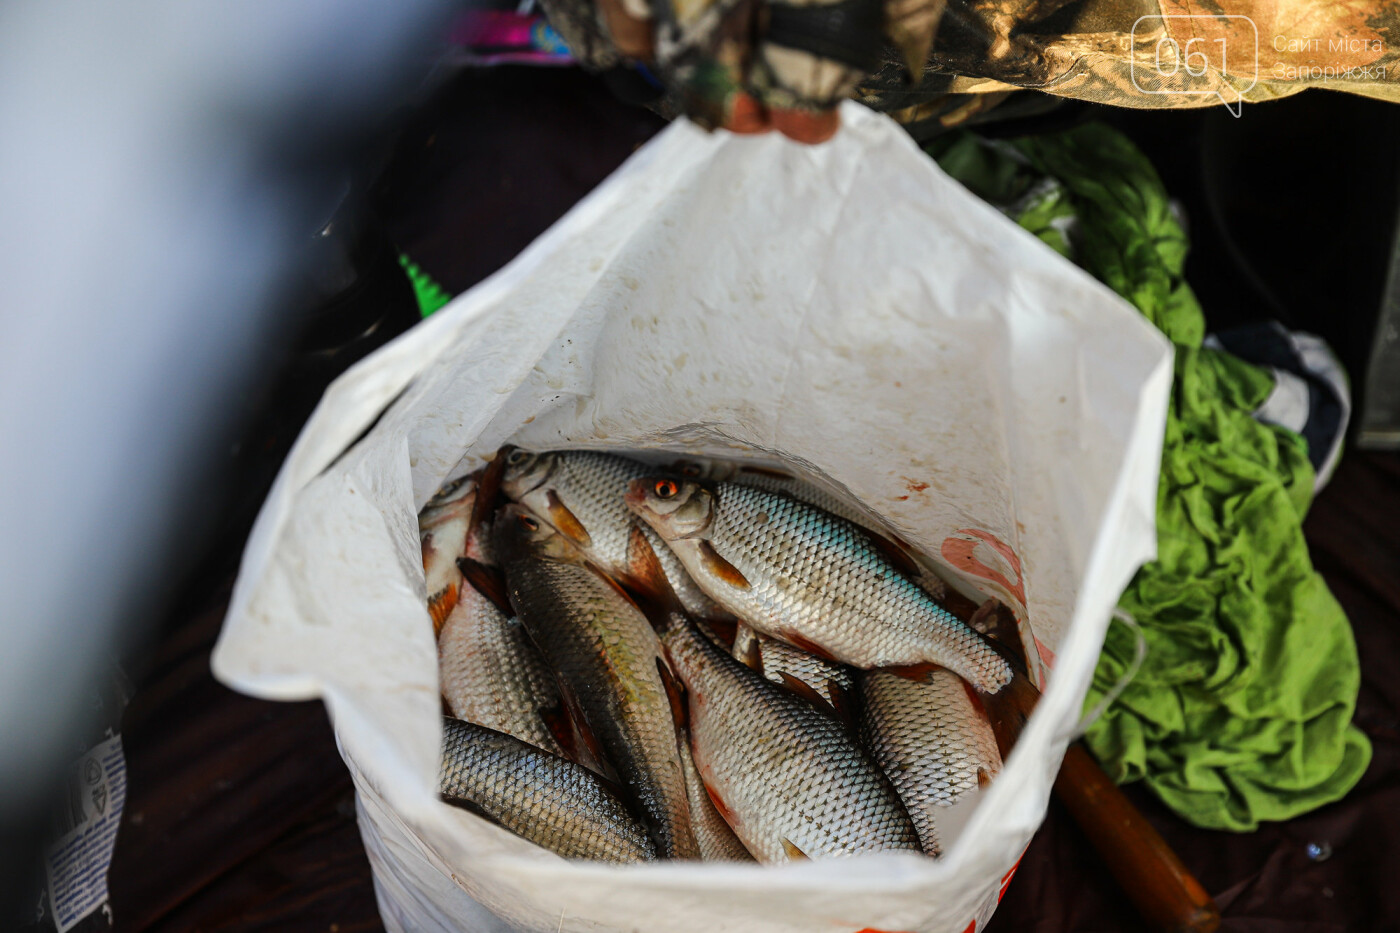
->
[1054, 743, 1220, 933]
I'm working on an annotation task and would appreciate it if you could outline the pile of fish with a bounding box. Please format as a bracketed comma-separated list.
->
[418, 448, 1037, 864]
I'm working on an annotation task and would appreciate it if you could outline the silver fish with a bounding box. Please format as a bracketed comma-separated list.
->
[438, 584, 565, 757]
[626, 477, 1013, 693]
[673, 457, 874, 530]
[731, 623, 856, 719]
[439, 718, 656, 863]
[859, 668, 1002, 855]
[679, 737, 754, 861]
[419, 474, 477, 632]
[494, 504, 700, 859]
[660, 611, 920, 862]
[501, 449, 724, 618]
[673, 457, 947, 601]
[639, 522, 730, 621]
[500, 449, 651, 577]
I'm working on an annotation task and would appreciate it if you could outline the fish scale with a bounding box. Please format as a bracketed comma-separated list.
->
[516, 450, 650, 574]
[641, 523, 727, 620]
[681, 458, 947, 596]
[661, 613, 920, 862]
[678, 736, 754, 861]
[697, 483, 1010, 692]
[732, 623, 855, 711]
[859, 668, 1003, 855]
[438, 585, 563, 756]
[506, 450, 724, 618]
[439, 718, 655, 863]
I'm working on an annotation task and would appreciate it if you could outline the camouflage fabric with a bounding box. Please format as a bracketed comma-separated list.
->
[539, 0, 1400, 136]
[860, 0, 1400, 112]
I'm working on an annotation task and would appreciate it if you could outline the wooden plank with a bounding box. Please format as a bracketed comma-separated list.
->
[141, 795, 382, 933]
[109, 594, 359, 930]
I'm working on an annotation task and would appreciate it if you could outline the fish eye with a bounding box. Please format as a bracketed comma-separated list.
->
[518, 514, 539, 531]
[506, 449, 530, 466]
[654, 479, 679, 500]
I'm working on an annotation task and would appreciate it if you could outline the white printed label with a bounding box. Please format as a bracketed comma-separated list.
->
[45, 735, 126, 933]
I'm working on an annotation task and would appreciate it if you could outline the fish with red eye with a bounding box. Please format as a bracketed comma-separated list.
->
[624, 476, 1016, 694]
[500, 449, 727, 622]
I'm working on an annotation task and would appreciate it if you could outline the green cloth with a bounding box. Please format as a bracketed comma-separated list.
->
[928, 125, 1371, 831]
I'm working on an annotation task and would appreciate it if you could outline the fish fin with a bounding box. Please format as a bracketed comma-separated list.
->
[617, 524, 685, 624]
[736, 628, 764, 672]
[456, 557, 512, 617]
[592, 769, 631, 801]
[704, 784, 737, 825]
[470, 449, 508, 543]
[545, 490, 594, 549]
[556, 680, 611, 773]
[978, 767, 994, 789]
[881, 661, 940, 683]
[697, 540, 750, 589]
[703, 615, 739, 649]
[428, 583, 458, 635]
[781, 837, 810, 860]
[539, 703, 578, 761]
[440, 794, 503, 827]
[827, 679, 858, 728]
[865, 528, 924, 580]
[781, 631, 840, 664]
[778, 672, 841, 719]
[738, 464, 795, 480]
[656, 657, 688, 731]
[584, 559, 650, 617]
[981, 669, 1041, 760]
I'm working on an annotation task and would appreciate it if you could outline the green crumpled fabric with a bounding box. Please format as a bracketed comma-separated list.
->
[927, 124, 1371, 831]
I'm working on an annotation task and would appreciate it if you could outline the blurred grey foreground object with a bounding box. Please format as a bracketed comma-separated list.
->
[0, 0, 450, 925]
[1359, 218, 1400, 449]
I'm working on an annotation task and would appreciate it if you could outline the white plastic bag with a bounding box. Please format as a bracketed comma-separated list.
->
[212, 102, 1172, 933]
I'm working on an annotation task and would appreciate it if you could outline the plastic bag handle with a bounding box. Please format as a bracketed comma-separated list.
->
[1062, 608, 1147, 743]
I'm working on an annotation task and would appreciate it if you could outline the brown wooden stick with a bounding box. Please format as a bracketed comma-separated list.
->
[935, 595, 1219, 931]
[1054, 743, 1221, 933]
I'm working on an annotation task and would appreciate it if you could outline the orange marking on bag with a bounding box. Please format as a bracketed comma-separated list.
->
[939, 529, 1026, 611]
